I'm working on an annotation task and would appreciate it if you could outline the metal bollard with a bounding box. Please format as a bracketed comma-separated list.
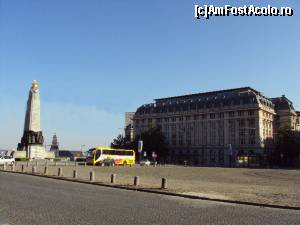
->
[134, 176, 140, 186]
[58, 167, 62, 177]
[90, 171, 95, 182]
[161, 178, 167, 189]
[44, 166, 48, 175]
[73, 170, 77, 179]
[21, 165, 25, 172]
[111, 174, 116, 184]
[32, 166, 37, 174]
[84, 162, 87, 167]
[26, 161, 29, 167]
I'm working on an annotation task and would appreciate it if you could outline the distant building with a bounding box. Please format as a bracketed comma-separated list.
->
[271, 96, 300, 134]
[50, 134, 59, 157]
[125, 112, 134, 142]
[297, 112, 300, 131]
[58, 150, 84, 161]
[133, 87, 299, 167]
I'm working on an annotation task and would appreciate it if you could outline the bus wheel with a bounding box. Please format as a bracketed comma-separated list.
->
[123, 161, 127, 166]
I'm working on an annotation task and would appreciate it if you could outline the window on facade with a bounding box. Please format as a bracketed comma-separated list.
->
[248, 110, 254, 116]
[219, 113, 224, 118]
[179, 117, 183, 121]
[248, 118, 255, 126]
[202, 114, 207, 119]
[179, 135, 183, 146]
[172, 117, 176, 122]
[229, 111, 235, 117]
[210, 113, 215, 119]
[186, 116, 190, 121]
[238, 111, 244, 116]
[240, 138, 246, 145]
[238, 120, 245, 127]
[194, 115, 199, 120]
[249, 129, 255, 136]
[164, 118, 169, 122]
[249, 138, 256, 145]
[210, 151, 215, 162]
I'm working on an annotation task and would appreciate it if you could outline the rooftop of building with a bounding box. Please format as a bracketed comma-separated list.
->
[270, 95, 295, 111]
[135, 87, 275, 115]
[155, 87, 263, 102]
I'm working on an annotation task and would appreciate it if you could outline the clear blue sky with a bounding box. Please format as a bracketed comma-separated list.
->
[0, 0, 299, 150]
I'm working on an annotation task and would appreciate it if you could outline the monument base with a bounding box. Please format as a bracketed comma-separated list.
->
[27, 145, 55, 159]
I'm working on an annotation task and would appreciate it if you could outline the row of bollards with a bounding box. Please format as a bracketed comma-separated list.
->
[2, 164, 168, 189]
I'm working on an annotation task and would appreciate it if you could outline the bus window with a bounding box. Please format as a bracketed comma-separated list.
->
[95, 150, 101, 160]
[102, 150, 108, 155]
[110, 150, 116, 155]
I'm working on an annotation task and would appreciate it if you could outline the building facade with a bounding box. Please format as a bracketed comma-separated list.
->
[125, 112, 134, 142]
[271, 96, 300, 135]
[133, 87, 298, 166]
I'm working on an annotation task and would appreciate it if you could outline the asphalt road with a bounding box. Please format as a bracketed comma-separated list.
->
[0, 172, 299, 225]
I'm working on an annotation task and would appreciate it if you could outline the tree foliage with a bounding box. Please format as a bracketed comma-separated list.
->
[273, 128, 300, 167]
[135, 126, 168, 161]
[110, 134, 134, 149]
[110, 126, 168, 162]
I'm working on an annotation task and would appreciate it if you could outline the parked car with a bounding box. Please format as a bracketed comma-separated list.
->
[140, 160, 151, 166]
[0, 156, 15, 165]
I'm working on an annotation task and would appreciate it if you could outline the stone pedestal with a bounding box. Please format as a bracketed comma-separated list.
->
[27, 145, 55, 159]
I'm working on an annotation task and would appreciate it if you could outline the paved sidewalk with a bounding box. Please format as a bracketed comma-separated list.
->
[7, 163, 300, 207]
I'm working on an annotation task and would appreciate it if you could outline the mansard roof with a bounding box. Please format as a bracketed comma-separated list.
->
[135, 87, 274, 115]
[155, 87, 261, 102]
[270, 95, 295, 111]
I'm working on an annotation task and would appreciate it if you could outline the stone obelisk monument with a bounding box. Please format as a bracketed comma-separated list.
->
[17, 80, 54, 159]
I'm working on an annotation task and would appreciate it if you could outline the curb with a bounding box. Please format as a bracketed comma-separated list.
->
[1, 170, 300, 211]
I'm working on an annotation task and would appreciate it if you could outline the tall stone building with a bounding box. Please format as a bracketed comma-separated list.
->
[133, 87, 298, 166]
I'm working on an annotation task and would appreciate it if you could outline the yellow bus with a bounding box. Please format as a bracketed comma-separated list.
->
[86, 147, 135, 166]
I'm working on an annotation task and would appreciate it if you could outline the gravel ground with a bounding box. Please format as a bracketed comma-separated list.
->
[8, 163, 300, 207]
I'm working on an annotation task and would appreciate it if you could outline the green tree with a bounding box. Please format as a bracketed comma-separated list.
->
[110, 134, 134, 149]
[134, 126, 168, 162]
[110, 126, 168, 162]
